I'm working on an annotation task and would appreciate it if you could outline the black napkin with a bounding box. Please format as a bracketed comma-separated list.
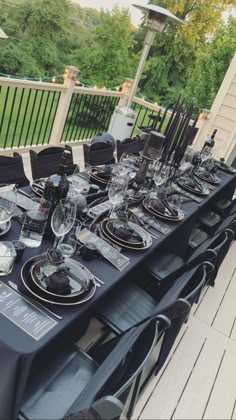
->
[45, 271, 71, 296]
[111, 223, 143, 243]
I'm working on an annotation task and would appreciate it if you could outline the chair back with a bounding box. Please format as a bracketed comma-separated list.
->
[66, 316, 170, 419]
[179, 262, 213, 304]
[83, 143, 115, 167]
[29, 145, 75, 180]
[149, 299, 191, 376]
[0, 152, 29, 187]
[116, 138, 146, 161]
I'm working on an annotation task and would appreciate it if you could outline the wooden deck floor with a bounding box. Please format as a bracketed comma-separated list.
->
[133, 241, 236, 420]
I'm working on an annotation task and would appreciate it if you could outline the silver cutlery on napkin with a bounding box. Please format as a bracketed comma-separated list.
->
[8, 281, 63, 320]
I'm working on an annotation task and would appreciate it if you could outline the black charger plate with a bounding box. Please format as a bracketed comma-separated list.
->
[101, 219, 152, 250]
[21, 255, 96, 306]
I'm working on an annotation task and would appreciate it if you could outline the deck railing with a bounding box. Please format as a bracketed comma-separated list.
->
[0, 72, 173, 153]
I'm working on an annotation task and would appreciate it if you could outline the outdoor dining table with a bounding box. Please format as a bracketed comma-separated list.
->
[0, 169, 236, 419]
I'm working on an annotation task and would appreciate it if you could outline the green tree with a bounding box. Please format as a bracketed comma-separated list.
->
[72, 5, 137, 87]
[185, 17, 236, 109]
[136, 0, 236, 105]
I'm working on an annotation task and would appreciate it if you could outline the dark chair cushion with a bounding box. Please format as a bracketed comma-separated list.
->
[29, 145, 76, 180]
[212, 198, 232, 216]
[0, 152, 29, 187]
[97, 283, 156, 334]
[143, 253, 184, 282]
[198, 209, 221, 235]
[186, 228, 209, 259]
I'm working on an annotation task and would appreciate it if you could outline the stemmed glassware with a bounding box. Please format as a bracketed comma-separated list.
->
[114, 153, 137, 179]
[0, 184, 17, 230]
[108, 177, 128, 218]
[153, 162, 168, 194]
[51, 199, 77, 249]
[72, 165, 90, 196]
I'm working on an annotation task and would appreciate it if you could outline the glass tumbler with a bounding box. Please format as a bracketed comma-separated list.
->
[19, 198, 51, 248]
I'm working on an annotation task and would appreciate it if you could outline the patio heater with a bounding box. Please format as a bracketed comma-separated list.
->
[108, 4, 182, 141]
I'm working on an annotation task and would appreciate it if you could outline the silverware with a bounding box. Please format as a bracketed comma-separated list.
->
[131, 214, 159, 240]
[8, 281, 63, 320]
[94, 275, 105, 285]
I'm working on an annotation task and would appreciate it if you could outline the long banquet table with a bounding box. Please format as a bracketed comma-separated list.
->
[1, 170, 236, 419]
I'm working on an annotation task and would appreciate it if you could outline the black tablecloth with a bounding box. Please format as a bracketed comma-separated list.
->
[0, 170, 235, 419]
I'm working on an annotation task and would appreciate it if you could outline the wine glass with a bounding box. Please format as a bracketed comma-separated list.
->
[108, 177, 128, 218]
[0, 184, 17, 229]
[72, 165, 89, 195]
[114, 153, 136, 178]
[154, 163, 168, 192]
[51, 199, 77, 248]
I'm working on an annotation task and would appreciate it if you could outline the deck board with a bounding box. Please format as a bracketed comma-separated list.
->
[137, 241, 236, 420]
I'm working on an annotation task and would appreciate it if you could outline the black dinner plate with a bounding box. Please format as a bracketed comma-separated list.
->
[30, 258, 92, 299]
[215, 162, 236, 174]
[101, 219, 152, 250]
[142, 199, 184, 222]
[105, 219, 144, 247]
[193, 169, 221, 185]
[177, 179, 209, 196]
[21, 255, 96, 306]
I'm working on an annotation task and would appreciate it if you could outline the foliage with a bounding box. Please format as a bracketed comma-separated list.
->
[70, 6, 137, 87]
[136, 0, 236, 106]
[0, 0, 136, 86]
[185, 17, 236, 109]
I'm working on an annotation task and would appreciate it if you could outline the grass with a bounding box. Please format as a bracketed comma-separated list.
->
[0, 85, 168, 149]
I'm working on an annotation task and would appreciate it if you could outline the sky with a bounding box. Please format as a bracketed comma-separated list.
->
[75, 0, 149, 26]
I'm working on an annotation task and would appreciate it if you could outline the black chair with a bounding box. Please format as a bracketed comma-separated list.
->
[186, 227, 209, 258]
[0, 152, 29, 187]
[64, 396, 124, 420]
[96, 262, 211, 335]
[19, 316, 170, 420]
[83, 143, 115, 167]
[198, 209, 222, 235]
[29, 145, 76, 180]
[212, 197, 232, 216]
[143, 228, 233, 288]
[116, 138, 146, 161]
[96, 262, 214, 377]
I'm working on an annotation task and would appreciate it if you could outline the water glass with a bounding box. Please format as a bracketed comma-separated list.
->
[0, 242, 16, 276]
[19, 198, 50, 248]
[57, 219, 82, 257]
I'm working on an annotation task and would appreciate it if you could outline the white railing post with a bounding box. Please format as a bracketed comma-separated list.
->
[118, 78, 134, 107]
[49, 65, 79, 145]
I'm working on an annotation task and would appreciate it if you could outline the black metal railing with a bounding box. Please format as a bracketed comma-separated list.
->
[61, 93, 119, 142]
[131, 102, 157, 136]
[0, 85, 60, 148]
